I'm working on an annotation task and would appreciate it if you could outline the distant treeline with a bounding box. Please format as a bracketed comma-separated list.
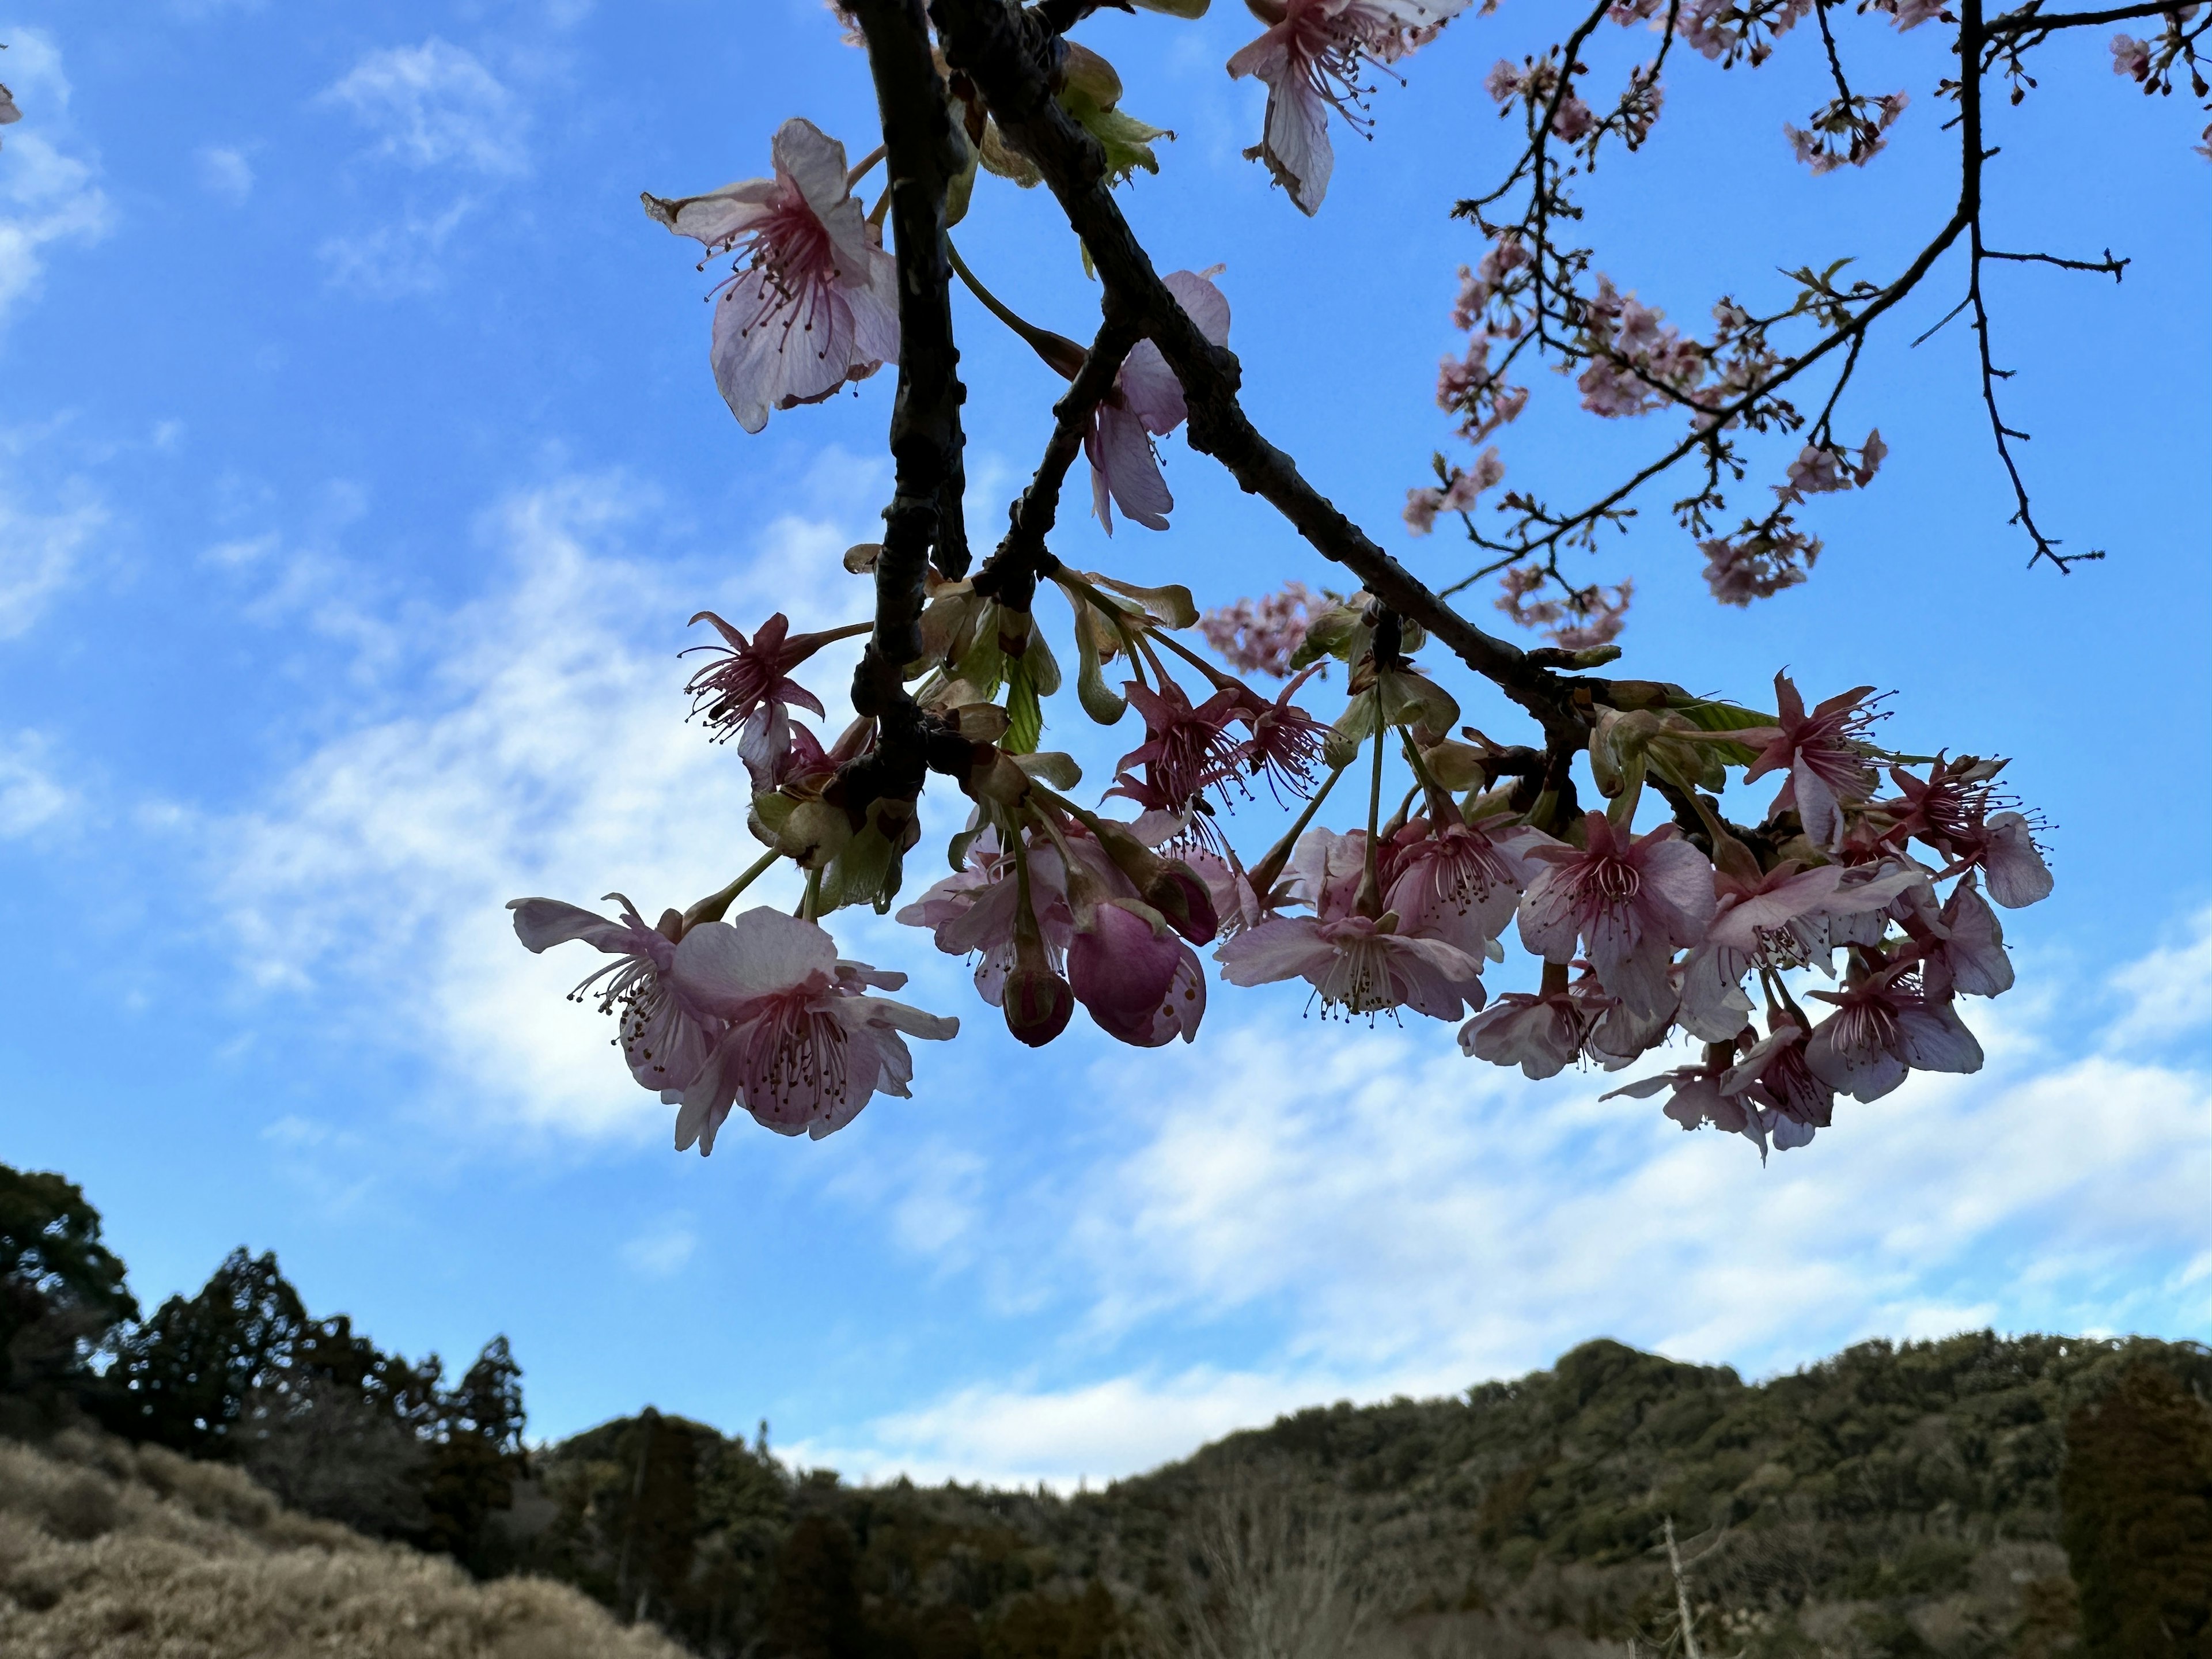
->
[0, 1162, 526, 1574]
[6, 1158, 2211, 1659]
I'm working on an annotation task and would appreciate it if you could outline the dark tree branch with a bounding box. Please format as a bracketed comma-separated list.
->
[972, 309, 1141, 613]
[929, 0, 1589, 737]
[842, 0, 976, 813]
[1986, 0, 2189, 35]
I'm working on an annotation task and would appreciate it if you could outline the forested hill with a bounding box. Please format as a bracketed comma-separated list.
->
[6, 1159, 2210, 1657]
[507, 1331, 2212, 1657]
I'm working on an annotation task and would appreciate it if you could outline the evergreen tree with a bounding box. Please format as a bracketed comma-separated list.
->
[106, 1247, 306, 1455]
[0, 1163, 137, 1429]
[2062, 1361, 2212, 1658]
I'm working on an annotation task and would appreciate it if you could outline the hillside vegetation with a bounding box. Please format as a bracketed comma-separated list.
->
[0, 1429, 684, 1658]
[7, 1160, 2210, 1657]
[506, 1332, 2212, 1658]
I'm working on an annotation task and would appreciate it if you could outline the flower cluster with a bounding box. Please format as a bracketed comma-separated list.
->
[517, 3, 2100, 1168]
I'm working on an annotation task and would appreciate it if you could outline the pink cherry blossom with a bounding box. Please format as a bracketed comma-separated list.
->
[1382, 813, 1547, 959]
[1700, 525, 1817, 605]
[1233, 664, 1333, 798]
[2111, 33, 2152, 78]
[1912, 874, 2014, 1000]
[895, 828, 1073, 1006]
[1404, 448, 1505, 535]
[1803, 965, 1982, 1102]
[1677, 857, 1924, 1041]
[507, 895, 719, 1094]
[669, 907, 956, 1146]
[646, 117, 898, 435]
[1089, 270, 1230, 533]
[1217, 828, 1488, 1019]
[1109, 675, 1247, 822]
[683, 609, 842, 782]
[1516, 812, 1718, 1020]
[1740, 672, 1880, 849]
[1456, 985, 1589, 1078]
[1226, 0, 1469, 217]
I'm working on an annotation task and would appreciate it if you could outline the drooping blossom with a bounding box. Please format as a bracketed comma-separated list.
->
[1675, 855, 1924, 1041]
[1880, 760, 2054, 907]
[1604, 1058, 1768, 1143]
[1911, 874, 2014, 1000]
[1089, 269, 1230, 532]
[1217, 828, 1489, 1019]
[1382, 812, 1547, 960]
[1200, 582, 1316, 678]
[1516, 812, 1717, 1020]
[1803, 965, 1982, 1102]
[1226, 0, 1469, 216]
[895, 828, 1072, 1007]
[683, 610, 844, 780]
[2111, 33, 2152, 79]
[645, 117, 898, 434]
[1108, 675, 1246, 823]
[507, 896, 719, 1095]
[1740, 672, 1881, 849]
[669, 907, 956, 1146]
[1232, 664, 1333, 798]
[1457, 980, 1600, 1078]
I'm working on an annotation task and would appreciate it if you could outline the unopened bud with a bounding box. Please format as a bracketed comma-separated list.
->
[1003, 962, 1075, 1048]
[1144, 861, 1219, 946]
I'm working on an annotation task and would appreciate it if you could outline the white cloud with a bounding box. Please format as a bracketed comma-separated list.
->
[0, 729, 75, 836]
[210, 463, 881, 1140]
[196, 144, 254, 203]
[0, 30, 115, 327]
[621, 1214, 700, 1278]
[0, 464, 105, 638]
[319, 197, 475, 297]
[806, 929, 2210, 1488]
[323, 39, 526, 177]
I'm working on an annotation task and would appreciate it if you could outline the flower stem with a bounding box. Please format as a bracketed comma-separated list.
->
[683, 846, 783, 929]
[1358, 715, 1388, 918]
[1247, 763, 1347, 897]
[945, 239, 1088, 378]
[846, 143, 888, 190]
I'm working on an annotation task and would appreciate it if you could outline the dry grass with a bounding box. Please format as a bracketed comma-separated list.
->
[0, 1430, 685, 1659]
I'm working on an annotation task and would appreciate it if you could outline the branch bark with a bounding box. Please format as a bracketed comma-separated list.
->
[928, 0, 1585, 734]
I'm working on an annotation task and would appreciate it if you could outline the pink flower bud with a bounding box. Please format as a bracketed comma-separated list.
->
[1002, 961, 1075, 1048]
[1067, 896, 1184, 1031]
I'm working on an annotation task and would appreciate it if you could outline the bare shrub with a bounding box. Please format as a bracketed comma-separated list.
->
[0, 1433, 685, 1658]
[1156, 1471, 1398, 1659]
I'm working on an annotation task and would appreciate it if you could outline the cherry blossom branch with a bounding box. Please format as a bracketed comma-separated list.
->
[836, 0, 986, 823]
[850, 0, 972, 690]
[928, 0, 1592, 738]
[972, 309, 1142, 613]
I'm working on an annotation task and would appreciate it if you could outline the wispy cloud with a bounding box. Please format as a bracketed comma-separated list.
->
[0, 458, 106, 639]
[323, 39, 527, 177]
[0, 729, 76, 836]
[319, 197, 475, 297]
[195, 144, 254, 204]
[206, 461, 883, 1140]
[0, 29, 115, 327]
[621, 1213, 700, 1278]
[800, 918, 2211, 1488]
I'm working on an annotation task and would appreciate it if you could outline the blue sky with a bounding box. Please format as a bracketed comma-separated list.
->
[2, 0, 2205, 1486]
